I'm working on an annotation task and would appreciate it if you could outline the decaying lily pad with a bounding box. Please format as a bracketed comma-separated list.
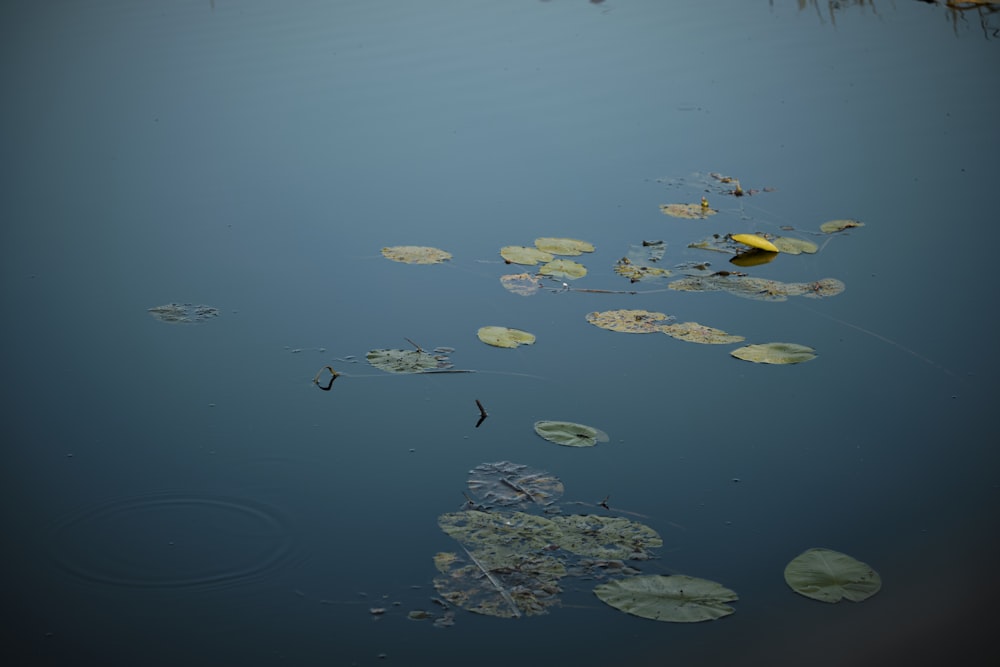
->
[785, 278, 846, 299]
[669, 274, 843, 302]
[534, 237, 595, 256]
[819, 219, 865, 234]
[466, 461, 564, 509]
[381, 245, 452, 264]
[433, 548, 564, 618]
[784, 548, 881, 603]
[366, 348, 453, 373]
[477, 326, 536, 348]
[148, 303, 219, 324]
[538, 258, 587, 280]
[585, 309, 674, 333]
[730, 342, 817, 364]
[660, 322, 745, 345]
[500, 246, 554, 266]
[499, 272, 542, 296]
[550, 515, 662, 560]
[594, 575, 738, 623]
[533, 420, 609, 447]
[614, 241, 671, 282]
[660, 202, 717, 219]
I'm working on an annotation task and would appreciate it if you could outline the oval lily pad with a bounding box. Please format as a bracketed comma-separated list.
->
[730, 342, 816, 364]
[660, 202, 717, 219]
[731, 233, 779, 253]
[585, 309, 673, 333]
[366, 348, 453, 373]
[819, 219, 865, 234]
[148, 303, 219, 324]
[594, 575, 738, 623]
[533, 420, 609, 447]
[500, 246, 554, 266]
[381, 245, 452, 264]
[499, 272, 542, 296]
[538, 258, 587, 280]
[784, 548, 881, 603]
[477, 326, 536, 348]
[661, 322, 744, 345]
[772, 236, 819, 254]
[534, 237, 595, 256]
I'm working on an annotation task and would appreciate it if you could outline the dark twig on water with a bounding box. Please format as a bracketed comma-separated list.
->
[404, 337, 423, 352]
[474, 399, 488, 428]
[312, 366, 341, 391]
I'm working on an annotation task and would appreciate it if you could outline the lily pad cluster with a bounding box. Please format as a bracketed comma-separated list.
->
[585, 309, 744, 345]
[499, 236, 593, 279]
[669, 274, 845, 302]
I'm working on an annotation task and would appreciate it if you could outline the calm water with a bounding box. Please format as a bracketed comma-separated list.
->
[2, 1, 998, 665]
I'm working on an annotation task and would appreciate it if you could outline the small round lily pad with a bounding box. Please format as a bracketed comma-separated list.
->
[533, 420, 609, 447]
[784, 548, 881, 603]
[477, 326, 536, 348]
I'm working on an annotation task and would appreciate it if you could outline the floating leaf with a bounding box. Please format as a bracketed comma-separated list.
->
[661, 322, 744, 345]
[731, 233, 780, 253]
[148, 303, 219, 324]
[585, 309, 674, 333]
[381, 245, 452, 264]
[538, 258, 587, 280]
[500, 246, 553, 266]
[669, 274, 845, 302]
[477, 326, 536, 348]
[614, 241, 671, 282]
[819, 219, 865, 234]
[551, 515, 662, 560]
[438, 510, 559, 554]
[785, 278, 846, 299]
[594, 575, 738, 623]
[660, 202, 717, 219]
[731, 342, 816, 364]
[366, 348, 453, 373]
[533, 421, 609, 448]
[466, 461, 564, 509]
[534, 237, 595, 256]
[688, 234, 739, 254]
[499, 272, 542, 296]
[772, 236, 819, 255]
[614, 260, 671, 282]
[784, 548, 882, 603]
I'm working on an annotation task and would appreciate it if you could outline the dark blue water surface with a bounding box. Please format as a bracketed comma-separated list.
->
[3, 1, 998, 665]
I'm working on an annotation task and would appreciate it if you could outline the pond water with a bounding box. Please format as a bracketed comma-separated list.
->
[2, 1, 998, 665]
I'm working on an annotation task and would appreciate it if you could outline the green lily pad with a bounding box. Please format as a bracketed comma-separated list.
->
[538, 258, 587, 280]
[534, 237, 595, 256]
[477, 326, 536, 348]
[380, 245, 452, 264]
[594, 575, 738, 623]
[500, 246, 554, 266]
[820, 219, 865, 234]
[585, 309, 674, 333]
[784, 548, 882, 603]
[731, 342, 816, 364]
[551, 514, 662, 560]
[533, 420, 609, 447]
[772, 236, 819, 254]
[366, 348, 453, 373]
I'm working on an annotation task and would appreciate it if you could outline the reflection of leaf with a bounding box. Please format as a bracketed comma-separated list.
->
[499, 273, 542, 296]
[660, 203, 717, 219]
[594, 575, 738, 623]
[784, 548, 881, 603]
[381, 245, 452, 264]
[534, 237, 595, 256]
[148, 303, 219, 324]
[477, 326, 536, 348]
[551, 515, 662, 560]
[661, 322, 744, 345]
[366, 348, 453, 373]
[731, 233, 779, 253]
[819, 219, 865, 234]
[534, 421, 609, 448]
[466, 461, 564, 509]
[585, 309, 673, 333]
[731, 342, 816, 364]
[500, 246, 553, 266]
[538, 258, 587, 280]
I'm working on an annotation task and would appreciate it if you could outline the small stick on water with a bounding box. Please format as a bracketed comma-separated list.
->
[312, 366, 341, 391]
[404, 337, 423, 352]
[475, 399, 488, 428]
[599, 495, 611, 510]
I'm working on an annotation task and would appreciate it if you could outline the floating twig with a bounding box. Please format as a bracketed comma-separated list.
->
[312, 366, 341, 391]
[404, 337, 423, 352]
[475, 399, 488, 428]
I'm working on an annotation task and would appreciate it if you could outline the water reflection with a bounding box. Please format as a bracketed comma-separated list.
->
[789, 0, 999, 38]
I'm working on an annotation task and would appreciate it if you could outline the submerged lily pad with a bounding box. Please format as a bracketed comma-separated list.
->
[381, 245, 452, 264]
[499, 272, 542, 296]
[594, 575, 738, 623]
[660, 322, 745, 345]
[466, 461, 564, 509]
[784, 548, 881, 603]
[585, 309, 674, 333]
[477, 326, 536, 348]
[614, 241, 671, 282]
[660, 202, 717, 219]
[819, 219, 865, 234]
[500, 246, 554, 266]
[533, 421, 609, 448]
[534, 237, 595, 256]
[366, 348, 453, 373]
[148, 303, 219, 324]
[731, 342, 817, 364]
[538, 258, 587, 280]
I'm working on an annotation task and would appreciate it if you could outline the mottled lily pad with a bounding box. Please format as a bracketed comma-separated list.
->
[614, 241, 671, 282]
[731, 342, 817, 364]
[585, 309, 674, 333]
[594, 575, 738, 623]
[499, 272, 542, 296]
[500, 246, 554, 266]
[477, 326, 536, 348]
[551, 515, 662, 560]
[366, 348, 454, 373]
[784, 548, 881, 603]
[466, 461, 564, 509]
[660, 202, 717, 219]
[534, 237, 595, 256]
[381, 245, 452, 264]
[533, 421, 609, 448]
[819, 219, 865, 234]
[148, 303, 219, 324]
[661, 322, 745, 345]
[538, 259, 587, 280]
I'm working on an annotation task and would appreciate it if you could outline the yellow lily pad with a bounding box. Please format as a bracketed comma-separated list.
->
[731, 233, 779, 253]
[819, 219, 865, 234]
[500, 246, 554, 266]
[381, 245, 452, 264]
[477, 326, 536, 348]
[534, 237, 595, 256]
[538, 259, 587, 280]
[585, 309, 673, 334]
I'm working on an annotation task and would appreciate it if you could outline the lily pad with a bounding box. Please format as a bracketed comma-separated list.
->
[614, 241, 671, 282]
[381, 245, 452, 264]
[585, 309, 674, 333]
[538, 258, 587, 280]
[499, 272, 542, 296]
[784, 548, 882, 603]
[438, 510, 559, 553]
[477, 326, 536, 348]
[534, 237, 595, 256]
[661, 322, 745, 345]
[148, 303, 219, 324]
[466, 461, 564, 509]
[366, 348, 453, 373]
[551, 515, 662, 560]
[819, 219, 865, 234]
[731, 342, 817, 364]
[533, 420, 609, 447]
[772, 236, 819, 255]
[731, 233, 780, 253]
[660, 202, 717, 219]
[594, 575, 738, 623]
[500, 246, 554, 266]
